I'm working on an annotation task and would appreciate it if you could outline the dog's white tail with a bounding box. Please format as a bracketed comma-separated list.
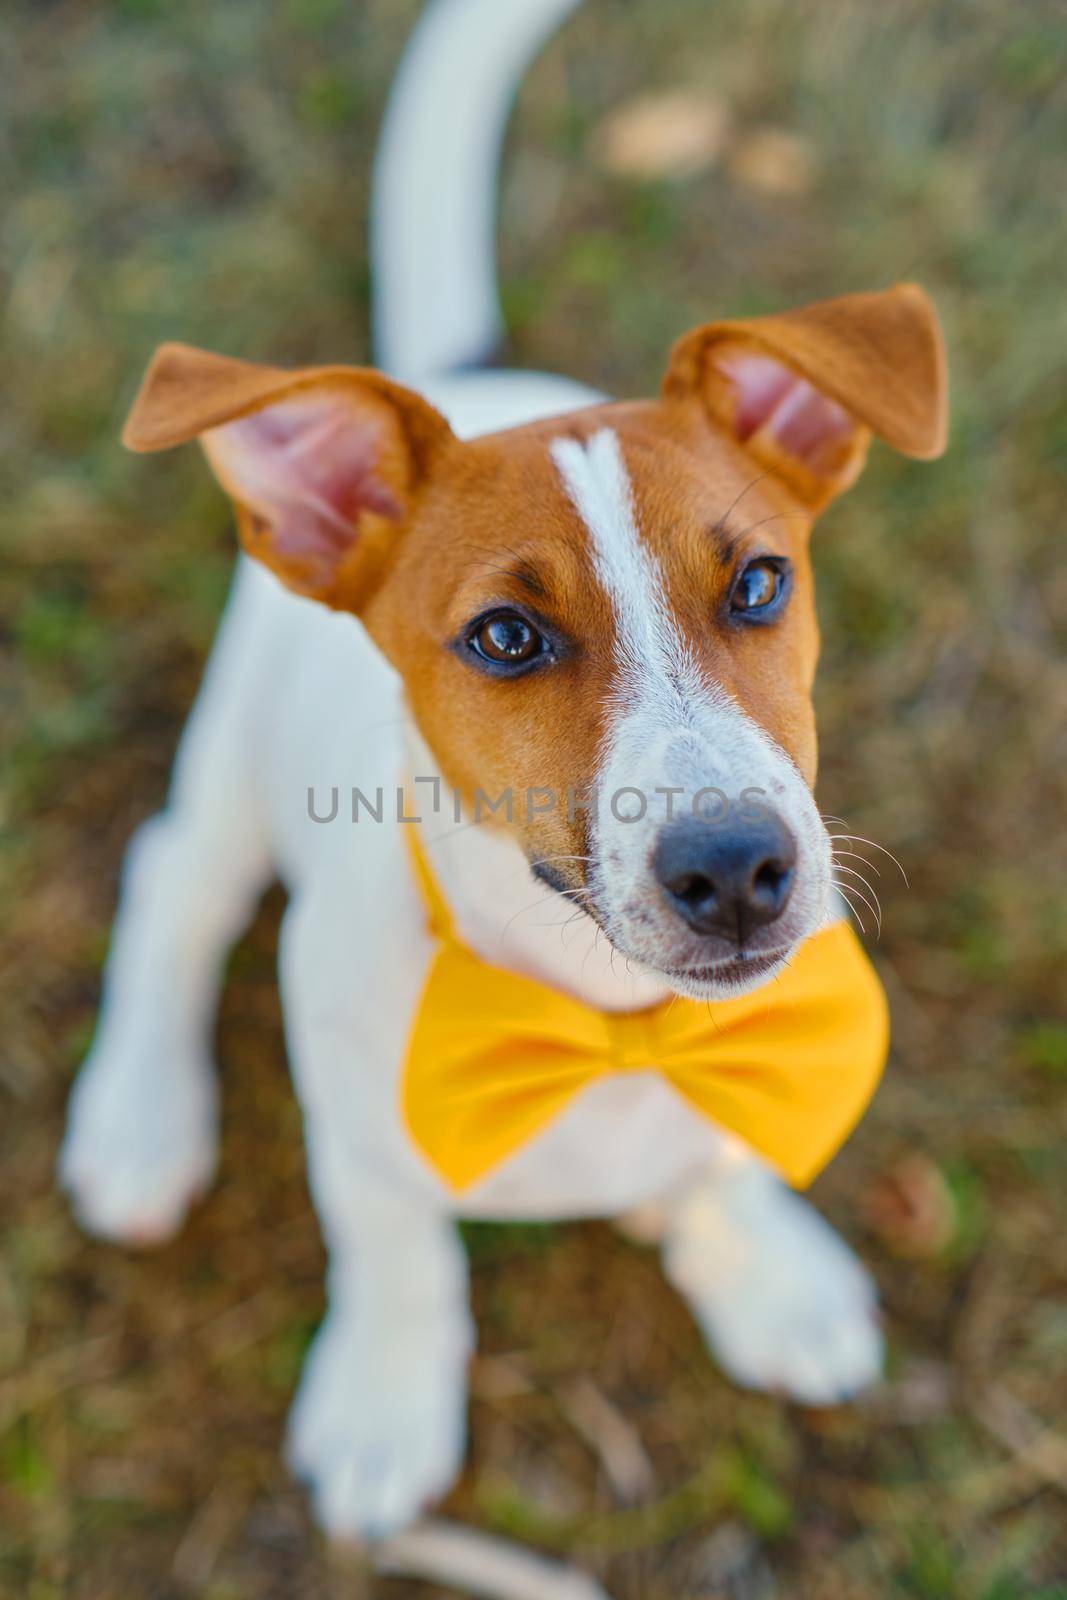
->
[372, 0, 584, 384]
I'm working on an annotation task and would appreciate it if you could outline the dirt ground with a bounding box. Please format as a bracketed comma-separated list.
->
[2, 1, 1066, 1595]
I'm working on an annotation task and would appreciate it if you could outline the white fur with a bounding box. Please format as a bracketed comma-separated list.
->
[373, 0, 586, 380]
[549, 429, 693, 692]
[60, 0, 881, 1545]
[664, 1161, 883, 1405]
[551, 428, 833, 998]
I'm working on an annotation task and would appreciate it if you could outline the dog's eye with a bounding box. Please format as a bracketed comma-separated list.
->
[468, 610, 545, 667]
[731, 558, 786, 615]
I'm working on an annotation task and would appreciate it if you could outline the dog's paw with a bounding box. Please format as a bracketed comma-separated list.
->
[286, 1309, 469, 1541]
[667, 1168, 883, 1406]
[59, 1042, 218, 1246]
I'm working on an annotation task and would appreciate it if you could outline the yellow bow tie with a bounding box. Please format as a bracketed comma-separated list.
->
[401, 825, 888, 1195]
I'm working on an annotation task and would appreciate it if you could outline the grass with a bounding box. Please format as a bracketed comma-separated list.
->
[2, 0, 1066, 1595]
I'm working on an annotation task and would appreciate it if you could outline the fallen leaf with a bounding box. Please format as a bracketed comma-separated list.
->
[595, 90, 729, 180]
[730, 126, 816, 197]
[558, 1375, 655, 1503]
[377, 1518, 614, 1600]
[864, 1153, 957, 1258]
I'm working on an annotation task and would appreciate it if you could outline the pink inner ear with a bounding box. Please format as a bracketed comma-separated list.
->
[204, 393, 402, 571]
[714, 349, 854, 467]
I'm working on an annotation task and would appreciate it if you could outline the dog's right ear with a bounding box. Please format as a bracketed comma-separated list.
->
[663, 284, 947, 514]
[123, 343, 455, 607]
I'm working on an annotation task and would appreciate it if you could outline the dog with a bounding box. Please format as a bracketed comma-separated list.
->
[60, 0, 947, 1543]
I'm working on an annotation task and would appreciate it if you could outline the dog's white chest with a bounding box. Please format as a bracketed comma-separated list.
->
[452, 1073, 722, 1221]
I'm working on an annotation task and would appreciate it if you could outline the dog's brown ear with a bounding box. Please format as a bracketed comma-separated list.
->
[123, 343, 455, 605]
[662, 283, 947, 512]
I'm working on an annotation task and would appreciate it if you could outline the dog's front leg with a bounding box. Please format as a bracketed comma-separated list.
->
[287, 1155, 472, 1540]
[280, 895, 473, 1541]
[662, 1154, 884, 1406]
[60, 564, 275, 1244]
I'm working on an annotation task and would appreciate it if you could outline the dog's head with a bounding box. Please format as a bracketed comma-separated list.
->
[125, 286, 946, 998]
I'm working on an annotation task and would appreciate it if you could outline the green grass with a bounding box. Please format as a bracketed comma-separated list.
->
[2, 0, 1066, 1595]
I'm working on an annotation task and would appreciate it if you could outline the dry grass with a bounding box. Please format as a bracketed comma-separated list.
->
[2, 0, 1066, 1595]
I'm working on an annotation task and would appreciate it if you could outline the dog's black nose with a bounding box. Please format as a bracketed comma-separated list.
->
[652, 813, 797, 943]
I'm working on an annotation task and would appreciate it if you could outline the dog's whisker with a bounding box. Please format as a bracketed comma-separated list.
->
[834, 877, 883, 931]
[832, 871, 882, 933]
[531, 854, 596, 866]
[836, 866, 883, 915]
[832, 882, 869, 934]
[577, 929, 608, 1004]
[825, 812, 908, 889]
[831, 860, 883, 907]
[499, 892, 583, 940]
[826, 830, 908, 885]
[830, 846, 883, 878]
[559, 907, 591, 950]
[519, 880, 596, 919]
[715, 470, 769, 530]
[726, 509, 810, 538]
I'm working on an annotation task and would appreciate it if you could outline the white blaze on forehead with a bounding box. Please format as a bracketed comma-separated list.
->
[548, 427, 832, 971]
[549, 428, 695, 697]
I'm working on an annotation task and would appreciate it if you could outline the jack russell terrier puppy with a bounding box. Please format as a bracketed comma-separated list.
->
[60, 0, 947, 1543]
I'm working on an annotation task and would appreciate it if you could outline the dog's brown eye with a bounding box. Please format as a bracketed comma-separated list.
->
[469, 610, 545, 667]
[731, 559, 785, 615]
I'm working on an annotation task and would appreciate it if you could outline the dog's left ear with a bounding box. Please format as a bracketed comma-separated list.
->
[123, 342, 455, 606]
[663, 283, 947, 512]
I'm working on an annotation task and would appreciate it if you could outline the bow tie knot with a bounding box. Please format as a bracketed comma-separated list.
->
[604, 1007, 665, 1073]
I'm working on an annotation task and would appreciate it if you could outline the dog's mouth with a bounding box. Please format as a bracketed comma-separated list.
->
[655, 947, 792, 998]
[564, 879, 798, 1000]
